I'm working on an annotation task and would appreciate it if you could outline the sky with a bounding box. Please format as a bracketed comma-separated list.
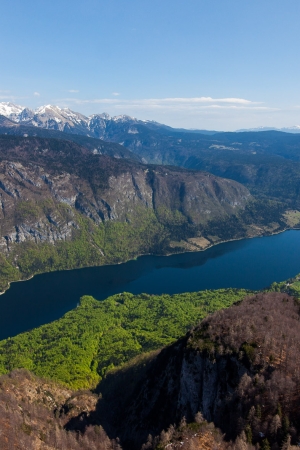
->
[1, 0, 300, 130]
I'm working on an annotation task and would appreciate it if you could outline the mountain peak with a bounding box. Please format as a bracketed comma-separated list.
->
[112, 114, 136, 122]
[90, 112, 111, 120]
[35, 104, 62, 114]
[0, 102, 25, 119]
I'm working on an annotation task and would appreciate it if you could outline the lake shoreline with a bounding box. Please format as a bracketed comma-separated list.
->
[1, 228, 300, 340]
[1, 225, 298, 296]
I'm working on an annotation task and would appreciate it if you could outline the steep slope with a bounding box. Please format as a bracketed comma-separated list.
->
[0, 369, 121, 450]
[0, 114, 142, 162]
[0, 368, 248, 450]
[0, 103, 89, 134]
[28, 104, 89, 134]
[0, 135, 256, 292]
[0, 103, 181, 138]
[2, 102, 300, 205]
[93, 126, 300, 205]
[0, 134, 250, 233]
[1, 284, 300, 449]
[109, 292, 300, 449]
[0, 102, 24, 121]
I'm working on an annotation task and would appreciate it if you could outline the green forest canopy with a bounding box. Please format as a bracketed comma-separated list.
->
[0, 288, 251, 389]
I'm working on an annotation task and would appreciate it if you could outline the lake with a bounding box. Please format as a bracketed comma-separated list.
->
[1, 230, 300, 340]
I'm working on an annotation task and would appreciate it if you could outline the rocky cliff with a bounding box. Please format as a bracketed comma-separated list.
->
[105, 292, 300, 449]
[0, 133, 258, 294]
[0, 135, 250, 248]
[1, 291, 299, 449]
[3, 103, 300, 207]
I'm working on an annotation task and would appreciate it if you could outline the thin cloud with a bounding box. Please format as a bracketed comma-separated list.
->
[112, 92, 120, 96]
[67, 89, 79, 93]
[58, 96, 275, 112]
[145, 97, 261, 105]
[33, 92, 40, 97]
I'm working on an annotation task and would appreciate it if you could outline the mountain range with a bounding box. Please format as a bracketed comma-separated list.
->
[0, 133, 267, 293]
[2, 103, 300, 209]
[1, 102, 300, 449]
[0, 102, 300, 292]
[238, 126, 300, 133]
[1, 102, 300, 137]
[0, 102, 176, 138]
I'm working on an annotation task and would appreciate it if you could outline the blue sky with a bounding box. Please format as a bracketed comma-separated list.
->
[1, 0, 300, 130]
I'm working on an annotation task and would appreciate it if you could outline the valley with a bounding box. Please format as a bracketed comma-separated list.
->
[0, 106, 299, 295]
[3, 2, 300, 448]
[0, 130, 289, 295]
[0, 104, 300, 449]
[1, 229, 300, 340]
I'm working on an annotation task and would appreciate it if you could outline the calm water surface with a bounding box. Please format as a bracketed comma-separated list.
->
[1, 230, 300, 340]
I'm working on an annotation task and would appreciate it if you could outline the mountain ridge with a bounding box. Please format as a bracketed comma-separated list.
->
[0, 134, 263, 293]
[0, 114, 142, 162]
[1, 102, 300, 135]
[2, 104, 300, 209]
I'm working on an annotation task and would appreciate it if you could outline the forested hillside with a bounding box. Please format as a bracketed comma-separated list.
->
[1, 283, 299, 449]
[3, 111, 300, 205]
[0, 288, 249, 388]
[102, 291, 300, 449]
[0, 134, 287, 293]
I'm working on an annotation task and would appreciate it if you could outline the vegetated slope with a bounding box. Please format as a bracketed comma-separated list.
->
[107, 292, 300, 449]
[0, 370, 241, 450]
[103, 128, 300, 206]
[119, 129, 300, 166]
[1, 283, 299, 450]
[0, 134, 273, 293]
[0, 114, 141, 162]
[0, 289, 249, 388]
[3, 104, 300, 204]
[182, 147, 300, 205]
[0, 369, 121, 450]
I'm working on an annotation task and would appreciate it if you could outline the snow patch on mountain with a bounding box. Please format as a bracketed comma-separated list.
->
[2, 101, 299, 136]
[238, 126, 300, 134]
[0, 102, 25, 121]
[112, 114, 136, 123]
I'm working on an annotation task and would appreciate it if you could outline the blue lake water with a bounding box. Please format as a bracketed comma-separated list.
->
[1, 230, 300, 340]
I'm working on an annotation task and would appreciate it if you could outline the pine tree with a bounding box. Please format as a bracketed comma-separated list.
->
[260, 438, 270, 450]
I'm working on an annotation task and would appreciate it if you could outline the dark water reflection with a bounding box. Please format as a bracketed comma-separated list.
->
[1, 230, 300, 340]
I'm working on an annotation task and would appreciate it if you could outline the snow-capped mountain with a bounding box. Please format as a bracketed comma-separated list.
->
[0, 102, 224, 138]
[0, 102, 25, 122]
[28, 105, 89, 134]
[1, 102, 300, 137]
[0, 102, 142, 137]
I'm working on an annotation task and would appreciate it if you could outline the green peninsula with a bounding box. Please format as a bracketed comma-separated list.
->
[0, 288, 250, 389]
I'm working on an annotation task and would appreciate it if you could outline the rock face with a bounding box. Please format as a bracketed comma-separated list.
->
[0, 103, 151, 138]
[3, 103, 300, 206]
[0, 113, 143, 162]
[0, 135, 251, 251]
[112, 292, 300, 449]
